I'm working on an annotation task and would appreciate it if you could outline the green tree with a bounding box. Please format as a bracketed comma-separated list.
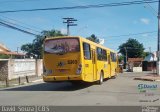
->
[21, 29, 65, 58]
[118, 38, 145, 59]
[143, 52, 150, 58]
[86, 34, 100, 43]
[21, 43, 34, 58]
[118, 55, 124, 63]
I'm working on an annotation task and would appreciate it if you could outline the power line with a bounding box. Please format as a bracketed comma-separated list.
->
[146, 3, 158, 14]
[107, 31, 157, 38]
[0, 15, 44, 31]
[0, 18, 156, 39]
[0, 18, 41, 34]
[0, 0, 158, 13]
[144, 0, 158, 16]
[0, 0, 41, 4]
[0, 21, 37, 36]
[98, 31, 157, 41]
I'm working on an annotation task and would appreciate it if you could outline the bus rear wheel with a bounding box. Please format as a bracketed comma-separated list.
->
[98, 71, 104, 85]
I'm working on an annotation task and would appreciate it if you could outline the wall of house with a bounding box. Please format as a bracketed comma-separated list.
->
[36, 59, 43, 77]
[0, 59, 43, 80]
[133, 67, 142, 72]
[142, 61, 157, 71]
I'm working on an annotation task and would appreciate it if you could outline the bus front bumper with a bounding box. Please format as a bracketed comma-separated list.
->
[43, 75, 82, 82]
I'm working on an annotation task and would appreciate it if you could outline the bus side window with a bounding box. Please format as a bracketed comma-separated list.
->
[96, 47, 107, 61]
[110, 52, 116, 62]
[97, 47, 103, 60]
[83, 42, 91, 60]
[102, 49, 107, 61]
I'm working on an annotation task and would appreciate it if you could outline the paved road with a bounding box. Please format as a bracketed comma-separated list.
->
[0, 72, 160, 106]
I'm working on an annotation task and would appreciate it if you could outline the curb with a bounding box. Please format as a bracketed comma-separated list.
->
[134, 78, 155, 81]
[0, 78, 43, 90]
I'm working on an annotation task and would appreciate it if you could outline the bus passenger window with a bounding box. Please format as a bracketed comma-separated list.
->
[110, 52, 116, 62]
[97, 47, 103, 60]
[96, 47, 107, 61]
[83, 43, 91, 60]
[102, 50, 107, 61]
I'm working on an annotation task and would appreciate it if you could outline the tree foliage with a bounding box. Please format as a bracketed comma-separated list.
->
[118, 38, 145, 58]
[143, 52, 150, 58]
[86, 34, 100, 43]
[21, 29, 65, 58]
[118, 55, 124, 63]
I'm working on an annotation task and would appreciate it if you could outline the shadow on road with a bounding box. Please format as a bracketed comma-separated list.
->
[0, 82, 93, 91]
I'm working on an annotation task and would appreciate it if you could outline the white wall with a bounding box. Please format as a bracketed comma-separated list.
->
[8, 59, 43, 80]
[133, 67, 142, 72]
[14, 59, 35, 72]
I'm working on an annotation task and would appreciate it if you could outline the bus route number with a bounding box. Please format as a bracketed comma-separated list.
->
[68, 60, 77, 64]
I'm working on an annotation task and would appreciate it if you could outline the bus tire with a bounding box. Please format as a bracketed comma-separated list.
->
[112, 75, 116, 79]
[98, 71, 103, 85]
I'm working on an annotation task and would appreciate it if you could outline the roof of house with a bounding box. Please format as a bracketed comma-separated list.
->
[0, 43, 25, 56]
[0, 51, 25, 56]
[128, 58, 143, 62]
[144, 52, 157, 62]
[0, 43, 10, 52]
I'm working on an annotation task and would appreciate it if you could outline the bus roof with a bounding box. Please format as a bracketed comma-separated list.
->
[45, 36, 117, 53]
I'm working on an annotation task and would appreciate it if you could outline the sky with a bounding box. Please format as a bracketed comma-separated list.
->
[0, 0, 158, 53]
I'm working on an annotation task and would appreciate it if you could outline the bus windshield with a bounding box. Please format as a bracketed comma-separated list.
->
[44, 38, 80, 54]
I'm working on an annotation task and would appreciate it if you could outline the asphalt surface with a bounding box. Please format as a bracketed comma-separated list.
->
[0, 72, 160, 106]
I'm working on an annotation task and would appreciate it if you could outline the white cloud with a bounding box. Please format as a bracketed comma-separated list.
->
[140, 18, 150, 25]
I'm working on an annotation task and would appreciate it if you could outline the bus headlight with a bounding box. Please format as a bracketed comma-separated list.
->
[76, 64, 82, 75]
[43, 65, 53, 76]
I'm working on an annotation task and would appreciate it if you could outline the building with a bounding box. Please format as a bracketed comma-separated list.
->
[0, 43, 25, 58]
[128, 58, 143, 72]
[143, 52, 157, 71]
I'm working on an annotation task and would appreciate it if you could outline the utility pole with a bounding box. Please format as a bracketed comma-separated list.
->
[124, 47, 128, 69]
[63, 18, 77, 36]
[157, 0, 160, 75]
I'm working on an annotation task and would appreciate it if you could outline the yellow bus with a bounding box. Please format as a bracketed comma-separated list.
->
[43, 36, 118, 84]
